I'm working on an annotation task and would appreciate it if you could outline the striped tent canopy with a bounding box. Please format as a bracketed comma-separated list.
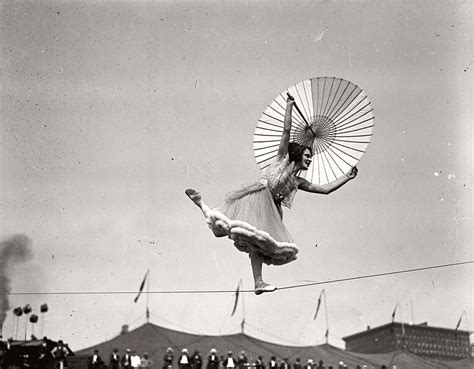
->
[253, 77, 375, 185]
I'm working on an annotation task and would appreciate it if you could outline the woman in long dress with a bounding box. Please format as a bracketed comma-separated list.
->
[186, 95, 358, 295]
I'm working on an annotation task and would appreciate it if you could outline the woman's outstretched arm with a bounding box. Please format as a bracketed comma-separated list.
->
[297, 167, 358, 195]
[276, 96, 295, 158]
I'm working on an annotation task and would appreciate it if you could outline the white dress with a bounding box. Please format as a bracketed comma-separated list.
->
[205, 160, 299, 266]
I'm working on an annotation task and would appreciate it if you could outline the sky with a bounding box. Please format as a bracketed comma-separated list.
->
[1, 0, 472, 352]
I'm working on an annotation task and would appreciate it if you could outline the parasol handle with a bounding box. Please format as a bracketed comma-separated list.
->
[287, 93, 316, 137]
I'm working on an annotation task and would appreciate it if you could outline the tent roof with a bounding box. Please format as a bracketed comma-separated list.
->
[76, 323, 386, 368]
[76, 323, 472, 369]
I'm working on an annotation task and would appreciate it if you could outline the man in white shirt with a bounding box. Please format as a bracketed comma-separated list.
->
[268, 357, 277, 369]
[223, 352, 235, 369]
[206, 348, 219, 369]
[88, 349, 104, 369]
[178, 348, 190, 369]
[131, 351, 141, 369]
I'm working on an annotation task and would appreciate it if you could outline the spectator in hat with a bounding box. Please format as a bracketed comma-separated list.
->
[121, 349, 132, 369]
[315, 360, 325, 369]
[236, 351, 248, 369]
[292, 359, 301, 369]
[304, 360, 313, 369]
[206, 348, 219, 369]
[178, 348, 191, 369]
[51, 340, 69, 369]
[191, 350, 203, 369]
[254, 356, 265, 369]
[279, 359, 290, 369]
[140, 353, 153, 368]
[268, 357, 278, 369]
[163, 348, 174, 369]
[223, 352, 235, 369]
[87, 349, 104, 369]
[37, 341, 52, 369]
[110, 349, 121, 369]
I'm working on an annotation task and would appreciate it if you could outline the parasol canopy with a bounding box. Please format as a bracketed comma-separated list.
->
[253, 77, 374, 185]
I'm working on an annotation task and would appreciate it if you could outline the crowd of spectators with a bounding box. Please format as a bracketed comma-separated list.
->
[0, 337, 388, 369]
[87, 347, 385, 369]
[85, 348, 154, 369]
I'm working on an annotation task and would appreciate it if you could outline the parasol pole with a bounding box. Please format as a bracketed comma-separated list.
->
[287, 93, 316, 137]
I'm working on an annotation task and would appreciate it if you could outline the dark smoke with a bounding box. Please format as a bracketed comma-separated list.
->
[0, 234, 33, 330]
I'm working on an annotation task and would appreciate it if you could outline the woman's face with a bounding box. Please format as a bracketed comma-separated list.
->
[298, 148, 312, 170]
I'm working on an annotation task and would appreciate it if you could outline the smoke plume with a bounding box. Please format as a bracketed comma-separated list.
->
[0, 234, 33, 330]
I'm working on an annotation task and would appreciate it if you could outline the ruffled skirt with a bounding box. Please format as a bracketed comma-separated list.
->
[206, 182, 299, 266]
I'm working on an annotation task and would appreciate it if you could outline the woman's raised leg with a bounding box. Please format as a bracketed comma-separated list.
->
[185, 189, 226, 238]
[185, 189, 212, 217]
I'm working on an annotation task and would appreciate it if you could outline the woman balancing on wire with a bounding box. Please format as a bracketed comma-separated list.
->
[185, 94, 358, 295]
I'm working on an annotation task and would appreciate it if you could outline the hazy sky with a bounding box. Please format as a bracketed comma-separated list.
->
[1, 0, 472, 351]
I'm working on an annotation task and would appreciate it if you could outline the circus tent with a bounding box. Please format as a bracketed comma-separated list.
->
[72, 322, 474, 369]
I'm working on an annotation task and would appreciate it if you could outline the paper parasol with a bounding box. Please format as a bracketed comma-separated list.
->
[253, 77, 374, 185]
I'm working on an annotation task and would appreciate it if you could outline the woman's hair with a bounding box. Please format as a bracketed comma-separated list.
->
[288, 142, 313, 163]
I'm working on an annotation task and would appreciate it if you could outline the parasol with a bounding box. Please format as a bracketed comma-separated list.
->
[253, 77, 374, 185]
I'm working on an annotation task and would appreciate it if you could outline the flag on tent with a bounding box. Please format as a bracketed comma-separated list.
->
[391, 304, 398, 323]
[134, 270, 149, 303]
[455, 317, 461, 331]
[455, 312, 464, 331]
[313, 290, 324, 320]
[230, 281, 241, 317]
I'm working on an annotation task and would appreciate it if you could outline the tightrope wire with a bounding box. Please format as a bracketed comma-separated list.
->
[6, 260, 472, 296]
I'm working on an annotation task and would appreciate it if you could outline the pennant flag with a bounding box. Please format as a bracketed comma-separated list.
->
[313, 290, 324, 320]
[325, 328, 329, 339]
[230, 281, 241, 317]
[134, 270, 149, 303]
[391, 304, 398, 323]
[455, 314, 463, 331]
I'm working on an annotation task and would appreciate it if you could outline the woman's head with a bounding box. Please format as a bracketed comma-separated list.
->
[288, 142, 313, 170]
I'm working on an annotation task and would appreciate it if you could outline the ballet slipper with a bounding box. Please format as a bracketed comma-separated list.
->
[185, 189, 202, 206]
[254, 281, 277, 295]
